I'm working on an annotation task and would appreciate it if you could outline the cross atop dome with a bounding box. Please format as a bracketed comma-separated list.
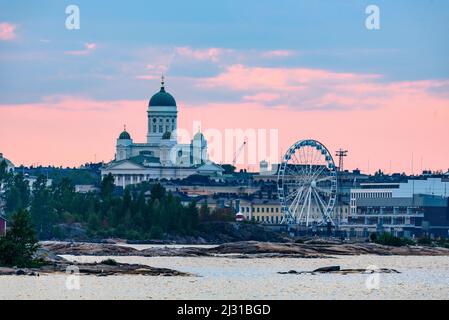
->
[161, 74, 165, 91]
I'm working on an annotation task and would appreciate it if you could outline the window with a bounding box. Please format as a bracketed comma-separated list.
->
[271, 208, 274, 213]
[153, 125, 156, 132]
[261, 208, 265, 213]
[152, 118, 156, 123]
[276, 208, 279, 213]
[159, 125, 163, 133]
[166, 119, 170, 122]
[257, 208, 260, 213]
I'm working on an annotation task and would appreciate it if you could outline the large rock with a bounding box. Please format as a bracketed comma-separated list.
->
[40, 241, 140, 256]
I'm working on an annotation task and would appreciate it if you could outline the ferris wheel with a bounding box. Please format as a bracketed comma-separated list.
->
[277, 139, 338, 227]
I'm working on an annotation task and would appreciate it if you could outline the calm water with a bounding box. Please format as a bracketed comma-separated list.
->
[1, 253, 448, 299]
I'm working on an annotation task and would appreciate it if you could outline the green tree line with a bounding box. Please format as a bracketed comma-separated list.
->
[1, 161, 232, 240]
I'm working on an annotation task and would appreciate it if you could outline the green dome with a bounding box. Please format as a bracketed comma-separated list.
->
[119, 130, 131, 140]
[149, 77, 176, 107]
[162, 131, 172, 140]
[149, 87, 176, 107]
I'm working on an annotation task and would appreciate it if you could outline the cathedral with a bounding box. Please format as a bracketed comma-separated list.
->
[101, 77, 224, 187]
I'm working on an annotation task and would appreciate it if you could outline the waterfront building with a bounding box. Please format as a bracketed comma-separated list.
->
[101, 77, 224, 186]
[344, 177, 449, 238]
[238, 198, 349, 225]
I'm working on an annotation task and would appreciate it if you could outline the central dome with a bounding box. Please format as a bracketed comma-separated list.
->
[149, 77, 176, 107]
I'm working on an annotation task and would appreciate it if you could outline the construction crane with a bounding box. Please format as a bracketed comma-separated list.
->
[232, 140, 247, 167]
[335, 149, 348, 172]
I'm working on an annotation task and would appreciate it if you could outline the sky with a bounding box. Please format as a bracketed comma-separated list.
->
[0, 0, 448, 173]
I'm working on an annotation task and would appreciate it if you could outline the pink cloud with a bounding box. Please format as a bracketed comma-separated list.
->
[0, 22, 17, 41]
[197, 64, 380, 91]
[65, 42, 97, 56]
[195, 64, 449, 111]
[136, 64, 169, 80]
[175, 47, 229, 62]
[261, 50, 295, 58]
[243, 93, 280, 103]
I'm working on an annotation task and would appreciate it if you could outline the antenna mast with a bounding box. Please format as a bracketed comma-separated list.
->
[335, 149, 348, 172]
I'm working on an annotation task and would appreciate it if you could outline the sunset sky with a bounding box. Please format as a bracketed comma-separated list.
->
[0, 0, 448, 173]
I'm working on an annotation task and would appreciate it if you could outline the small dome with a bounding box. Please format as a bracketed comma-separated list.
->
[149, 76, 177, 107]
[119, 130, 131, 140]
[162, 131, 172, 140]
[194, 131, 205, 140]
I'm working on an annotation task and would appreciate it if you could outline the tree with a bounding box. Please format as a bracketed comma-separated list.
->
[199, 202, 210, 221]
[0, 209, 39, 267]
[52, 177, 76, 218]
[0, 160, 9, 183]
[30, 175, 55, 239]
[4, 173, 30, 214]
[150, 183, 166, 202]
[186, 201, 199, 233]
[149, 225, 164, 239]
[100, 173, 115, 200]
[221, 164, 236, 175]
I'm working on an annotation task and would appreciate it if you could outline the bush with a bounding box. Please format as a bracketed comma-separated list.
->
[100, 258, 118, 266]
[417, 236, 433, 246]
[374, 232, 415, 247]
[149, 225, 164, 239]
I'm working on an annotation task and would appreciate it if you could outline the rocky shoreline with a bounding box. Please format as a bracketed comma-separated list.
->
[3, 240, 449, 278]
[41, 240, 449, 258]
[0, 261, 192, 277]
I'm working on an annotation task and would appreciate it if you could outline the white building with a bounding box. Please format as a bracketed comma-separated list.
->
[24, 175, 53, 191]
[101, 77, 224, 187]
[346, 177, 449, 238]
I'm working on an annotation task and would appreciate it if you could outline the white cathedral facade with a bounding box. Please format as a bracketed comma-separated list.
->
[101, 77, 224, 187]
